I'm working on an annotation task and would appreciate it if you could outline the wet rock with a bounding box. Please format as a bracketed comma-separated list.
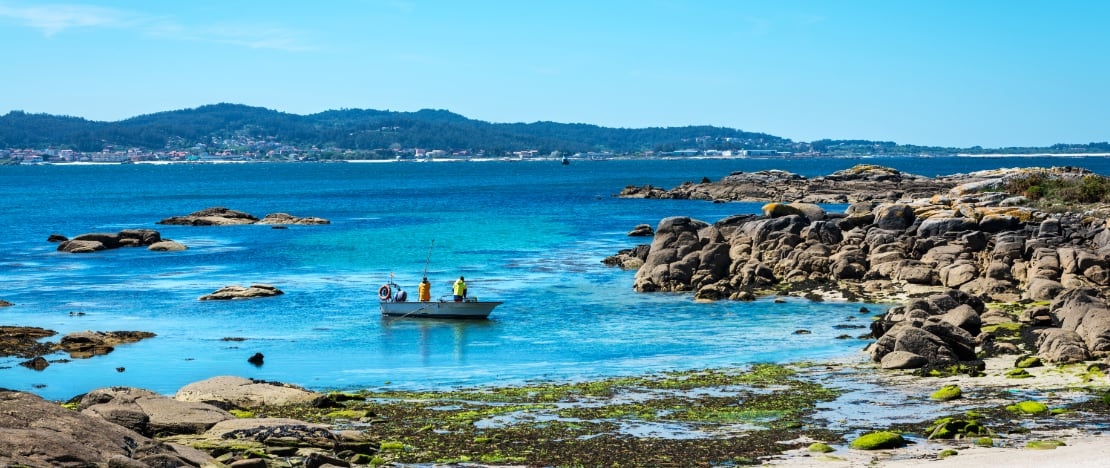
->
[628, 224, 654, 236]
[57, 330, 157, 359]
[148, 240, 187, 251]
[57, 229, 166, 253]
[199, 284, 284, 301]
[158, 207, 259, 225]
[257, 212, 331, 225]
[0, 326, 56, 358]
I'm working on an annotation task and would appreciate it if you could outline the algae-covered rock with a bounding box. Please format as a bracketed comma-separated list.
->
[1015, 355, 1043, 368]
[1006, 368, 1034, 379]
[849, 431, 906, 450]
[807, 442, 835, 453]
[930, 384, 962, 401]
[974, 437, 993, 447]
[938, 449, 958, 459]
[1026, 439, 1066, 450]
[926, 416, 991, 440]
[1007, 400, 1049, 415]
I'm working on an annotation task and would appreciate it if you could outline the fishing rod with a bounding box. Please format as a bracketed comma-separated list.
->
[422, 239, 435, 278]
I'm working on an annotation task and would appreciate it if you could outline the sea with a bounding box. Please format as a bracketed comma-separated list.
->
[2, 155, 1109, 401]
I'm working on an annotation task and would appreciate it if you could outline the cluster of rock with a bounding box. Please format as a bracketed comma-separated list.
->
[608, 165, 1110, 370]
[618, 164, 1094, 205]
[51, 228, 186, 253]
[158, 207, 330, 226]
[0, 376, 375, 467]
[1, 326, 156, 371]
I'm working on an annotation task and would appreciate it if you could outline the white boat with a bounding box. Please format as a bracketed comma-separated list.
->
[379, 242, 501, 319]
[379, 298, 502, 319]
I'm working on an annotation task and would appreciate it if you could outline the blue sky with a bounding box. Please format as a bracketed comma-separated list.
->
[1, 0, 1107, 148]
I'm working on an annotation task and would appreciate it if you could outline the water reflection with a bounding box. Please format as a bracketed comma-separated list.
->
[380, 318, 494, 365]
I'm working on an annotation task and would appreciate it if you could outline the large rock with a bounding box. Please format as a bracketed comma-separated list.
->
[79, 387, 234, 436]
[1035, 328, 1091, 363]
[257, 213, 331, 225]
[1051, 288, 1110, 356]
[0, 390, 212, 467]
[159, 207, 330, 226]
[633, 216, 711, 292]
[874, 204, 916, 230]
[57, 330, 157, 359]
[175, 376, 325, 409]
[198, 284, 284, 301]
[158, 207, 259, 225]
[57, 229, 167, 253]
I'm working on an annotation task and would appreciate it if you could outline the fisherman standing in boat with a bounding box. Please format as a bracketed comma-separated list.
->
[418, 277, 431, 302]
[453, 276, 467, 302]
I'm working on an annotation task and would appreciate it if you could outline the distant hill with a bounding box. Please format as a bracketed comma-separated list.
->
[0, 103, 795, 155]
[1, 103, 1107, 156]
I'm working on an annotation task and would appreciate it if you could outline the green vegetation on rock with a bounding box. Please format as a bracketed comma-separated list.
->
[1025, 440, 1067, 450]
[807, 442, 835, 453]
[1007, 400, 1050, 415]
[930, 385, 963, 401]
[849, 431, 906, 450]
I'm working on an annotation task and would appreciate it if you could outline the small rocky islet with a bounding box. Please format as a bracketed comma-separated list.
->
[4, 167, 1110, 466]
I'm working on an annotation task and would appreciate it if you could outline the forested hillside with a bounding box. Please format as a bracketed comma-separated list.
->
[0, 103, 794, 155]
[2, 103, 1107, 156]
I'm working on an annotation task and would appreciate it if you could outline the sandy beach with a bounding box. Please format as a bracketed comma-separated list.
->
[765, 354, 1110, 467]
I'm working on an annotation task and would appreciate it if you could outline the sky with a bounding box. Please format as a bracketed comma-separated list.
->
[1, 0, 1107, 148]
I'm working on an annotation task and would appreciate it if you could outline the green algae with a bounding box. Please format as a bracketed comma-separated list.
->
[930, 385, 962, 401]
[1007, 400, 1049, 415]
[262, 363, 843, 466]
[807, 442, 834, 453]
[1025, 439, 1066, 450]
[849, 431, 906, 450]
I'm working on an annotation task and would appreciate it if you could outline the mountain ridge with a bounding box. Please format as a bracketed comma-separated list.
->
[2, 103, 1107, 157]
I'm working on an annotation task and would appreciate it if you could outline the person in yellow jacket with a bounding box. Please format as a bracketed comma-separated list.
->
[452, 276, 467, 302]
[418, 277, 431, 302]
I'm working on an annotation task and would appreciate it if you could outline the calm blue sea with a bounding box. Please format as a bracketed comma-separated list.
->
[2, 156, 1109, 400]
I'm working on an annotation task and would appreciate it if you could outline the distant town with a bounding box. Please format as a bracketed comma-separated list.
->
[3, 104, 1108, 165]
[0, 144, 801, 165]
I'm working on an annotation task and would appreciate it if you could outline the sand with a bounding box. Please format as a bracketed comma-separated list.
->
[764, 354, 1110, 467]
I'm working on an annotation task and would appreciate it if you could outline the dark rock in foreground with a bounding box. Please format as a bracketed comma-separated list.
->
[0, 390, 213, 467]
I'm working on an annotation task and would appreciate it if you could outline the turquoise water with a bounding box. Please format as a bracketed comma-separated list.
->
[2, 156, 1109, 400]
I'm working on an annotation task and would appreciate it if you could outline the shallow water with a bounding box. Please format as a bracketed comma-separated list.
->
[3, 156, 1110, 401]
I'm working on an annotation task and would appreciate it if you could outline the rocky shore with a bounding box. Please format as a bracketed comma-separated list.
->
[610, 165, 1110, 372]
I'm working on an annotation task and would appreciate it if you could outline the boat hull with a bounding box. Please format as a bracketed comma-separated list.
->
[380, 300, 502, 319]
